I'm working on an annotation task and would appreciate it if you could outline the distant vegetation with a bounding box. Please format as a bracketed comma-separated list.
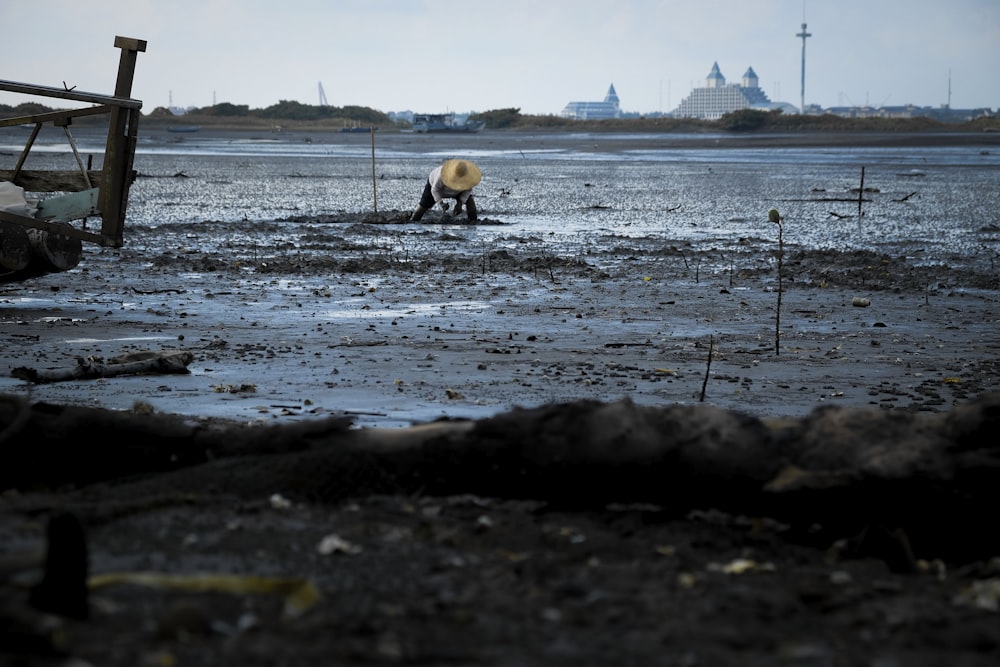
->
[3, 101, 998, 134]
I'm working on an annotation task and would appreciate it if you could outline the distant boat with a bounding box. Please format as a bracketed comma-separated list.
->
[339, 126, 377, 133]
[167, 125, 201, 133]
[411, 113, 485, 133]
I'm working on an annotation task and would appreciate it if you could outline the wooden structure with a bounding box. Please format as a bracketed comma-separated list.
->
[0, 36, 146, 281]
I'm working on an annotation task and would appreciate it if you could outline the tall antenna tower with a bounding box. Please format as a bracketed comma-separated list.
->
[796, 20, 812, 113]
[318, 81, 329, 107]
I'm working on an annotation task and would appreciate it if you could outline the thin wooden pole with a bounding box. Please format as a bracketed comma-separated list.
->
[775, 219, 784, 355]
[699, 335, 714, 402]
[370, 127, 377, 213]
[857, 166, 865, 218]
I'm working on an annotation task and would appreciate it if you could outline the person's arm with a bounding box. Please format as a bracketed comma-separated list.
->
[454, 190, 474, 212]
[429, 167, 447, 205]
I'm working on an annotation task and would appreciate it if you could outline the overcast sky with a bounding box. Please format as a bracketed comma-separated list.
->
[3, 0, 998, 116]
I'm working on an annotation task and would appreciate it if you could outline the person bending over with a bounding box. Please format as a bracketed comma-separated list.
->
[410, 159, 481, 222]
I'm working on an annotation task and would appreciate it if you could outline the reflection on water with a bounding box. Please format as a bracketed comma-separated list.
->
[324, 300, 489, 319]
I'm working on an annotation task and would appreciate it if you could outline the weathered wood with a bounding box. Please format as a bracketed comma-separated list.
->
[1, 183, 36, 274]
[35, 188, 101, 222]
[100, 37, 147, 243]
[26, 224, 82, 273]
[0, 208, 118, 248]
[11, 350, 194, 384]
[0, 170, 103, 193]
[0, 104, 115, 128]
[0, 35, 145, 265]
[0, 80, 143, 111]
[0, 220, 32, 271]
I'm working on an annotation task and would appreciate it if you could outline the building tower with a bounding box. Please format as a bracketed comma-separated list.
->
[796, 22, 812, 113]
[706, 62, 725, 88]
[672, 63, 776, 120]
[603, 84, 620, 108]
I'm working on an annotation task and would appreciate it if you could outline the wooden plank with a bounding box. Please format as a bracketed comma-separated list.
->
[35, 188, 101, 222]
[0, 105, 114, 128]
[0, 210, 105, 246]
[0, 79, 142, 109]
[0, 170, 103, 192]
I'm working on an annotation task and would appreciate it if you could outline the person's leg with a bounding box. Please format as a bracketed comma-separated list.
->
[465, 196, 477, 221]
[411, 182, 434, 221]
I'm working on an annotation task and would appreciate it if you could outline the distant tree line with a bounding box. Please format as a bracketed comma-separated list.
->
[2, 101, 997, 134]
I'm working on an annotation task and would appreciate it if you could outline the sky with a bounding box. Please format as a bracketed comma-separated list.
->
[2, 0, 998, 116]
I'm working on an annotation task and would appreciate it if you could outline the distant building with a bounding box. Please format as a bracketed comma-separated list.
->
[672, 63, 795, 120]
[823, 104, 995, 122]
[560, 84, 621, 120]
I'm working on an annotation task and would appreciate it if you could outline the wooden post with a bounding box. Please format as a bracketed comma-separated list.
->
[99, 36, 146, 247]
[370, 127, 378, 213]
[857, 166, 865, 218]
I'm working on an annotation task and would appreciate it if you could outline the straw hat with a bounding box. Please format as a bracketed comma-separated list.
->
[440, 159, 482, 190]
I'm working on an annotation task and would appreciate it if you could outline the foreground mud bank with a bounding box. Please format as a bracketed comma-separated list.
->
[2, 392, 999, 666]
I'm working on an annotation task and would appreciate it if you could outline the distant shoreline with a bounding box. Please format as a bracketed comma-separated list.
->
[134, 124, 1000, 151]
[5, 121, 997, 153]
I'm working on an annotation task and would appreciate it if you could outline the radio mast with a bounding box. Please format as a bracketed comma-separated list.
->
[318, 81, 329, 107]
[796, 20, 812, 114]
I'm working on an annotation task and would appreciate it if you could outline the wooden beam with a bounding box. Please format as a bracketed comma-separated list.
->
[0, 105, 115, 129]
[0, 80, 142, 109]
[0, 170, 104, 193]
[0, 210, 107, 246]
[35, 188, 101, 222]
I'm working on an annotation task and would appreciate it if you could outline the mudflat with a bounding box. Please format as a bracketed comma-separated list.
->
[2, 209, 997, 427]
[3, 127, 999, 425]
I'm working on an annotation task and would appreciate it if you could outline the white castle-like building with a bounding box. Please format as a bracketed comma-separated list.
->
[555, 62, 992, 122]
[560, 84, 621, 120]
[559, 67, 797, 121]
[672, 62, 797, 119]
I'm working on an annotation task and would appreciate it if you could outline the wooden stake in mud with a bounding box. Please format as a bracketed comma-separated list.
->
[100, 36, 147, 243]
[699, 335, 714, 402]
[370, 128, 378, 213]
[857, 166, 865, 217]
[768, 208, 785, 356]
